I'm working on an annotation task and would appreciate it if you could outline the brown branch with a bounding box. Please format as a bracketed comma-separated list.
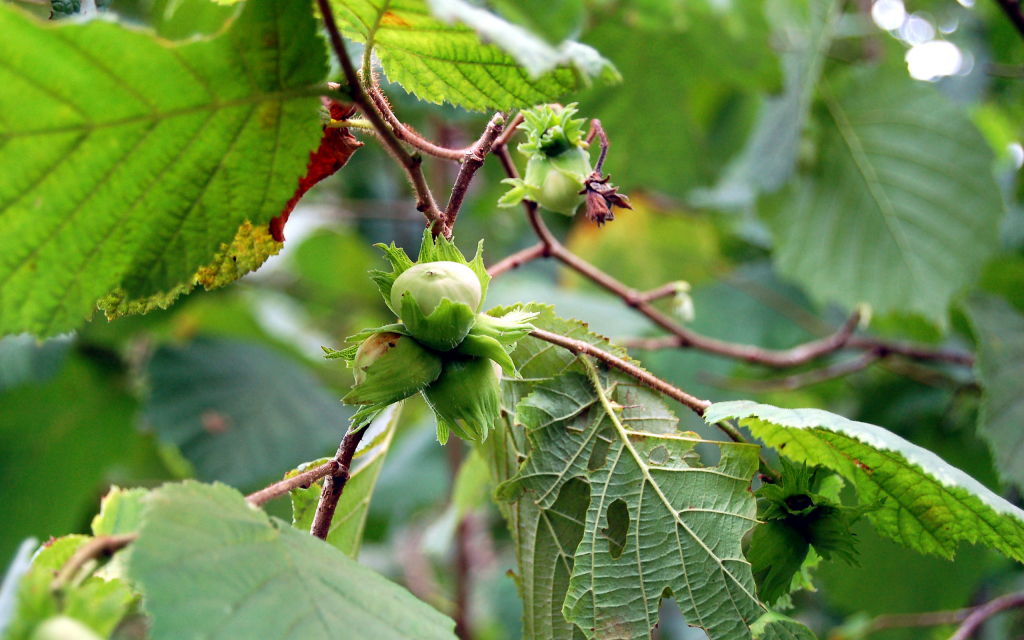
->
[493, 145, 975, 371]
[637, 282, 682, 303]
[310, 426, 369, 539]
[865, 608, 973, 632]
[487, 242, 547, 277]
[51, 533, 137, 591]
[493, 111, 524, 149]
[530, 328, 710, 416]
[708, 348, 884, 393]
[367, 85, 473, 162]
[586, 119, 610, 173]
[316, 1, 442, 227]
[246, 459, 340, 506]
[949, 591, 1024, 640]
[441, 113, 505, 238]
[993, 0, 1024, 43]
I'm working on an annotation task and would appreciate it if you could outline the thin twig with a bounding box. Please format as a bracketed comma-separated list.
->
[493, 112, 524, 149]
[492, 144, 974, 370]
[441, 113, 505, 237]
[867, 608, 973, 632]
[310, 427, 369, 539]
[949, 591, 1024, 640]
[992, 0, 1024, 43]
[246, 460, 340, 506]
[530, 328, 710, 416]
[636, 282, 680, 303]
[51, 534, 137, 591]
[486, 242, 547, 277]
[586, 119, 610, 173]
[706, 349, 884, 393]
[316, 3, 442, 227]
[367, 84, 472, 162]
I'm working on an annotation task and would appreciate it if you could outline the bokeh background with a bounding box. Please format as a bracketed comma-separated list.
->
[2, 0, 1024, 638]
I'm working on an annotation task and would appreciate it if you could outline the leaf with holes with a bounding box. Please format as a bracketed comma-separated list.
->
[330, 0, 616, 112]
[490, 306, 813, 640]
[964, 294, 1024, 492]
[761, 64, 1003, 324]
[705, 401, 1024, 562]
[0, 0, 327, 337]
[127, 481, 458, 640]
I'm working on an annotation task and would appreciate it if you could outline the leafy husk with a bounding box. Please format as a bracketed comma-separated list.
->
[422, 356, 500, 444]
[343, 333, 442, 406]
[399, 293, 478, 352]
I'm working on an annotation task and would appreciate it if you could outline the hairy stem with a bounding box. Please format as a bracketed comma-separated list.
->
[368, 84, 473, 161]
[315, 0, 442, 227]
[310, 426, 369, 539]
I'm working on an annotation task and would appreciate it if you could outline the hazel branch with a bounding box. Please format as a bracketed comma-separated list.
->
[441, 112, 505, 238]
[315, 1, 442, 227]
[51, 533, 138, 592]
[948, 591, 1024, 640]
[246, 459, 341, 506]
[310, 426, 369, 540]
[707, 348, 885, 393]
[489, 150, 973, 370]
[486, 242, 547, 277]
[367, 84, 473, 161]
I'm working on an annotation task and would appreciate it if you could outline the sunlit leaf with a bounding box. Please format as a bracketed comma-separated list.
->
[706, 401, 1024, 562]
[0, 0, 327, 336]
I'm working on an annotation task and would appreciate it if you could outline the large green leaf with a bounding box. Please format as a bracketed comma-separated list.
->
[331, 0, 615, 112]
[127, 481, 458, 640]
[0, 0, 327, 337]
[575, 1, 779, 196]
[705, 401, 1024, 562]
[488, 306, 813, 640]
[146, 338, 351, 489]
[762, 64, 1003, 324]
[696, 0, 842, 208]
[289, 403, 401, 557]
[964, 294, 1024, 491]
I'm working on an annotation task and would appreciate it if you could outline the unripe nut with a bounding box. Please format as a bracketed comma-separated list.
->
[345, 332, 443, 406]
[422, 356, 501, 443]
[391, 262, 482, 317]
[30, 617, 104, 640]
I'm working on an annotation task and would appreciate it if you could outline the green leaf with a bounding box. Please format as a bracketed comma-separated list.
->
[964, 294, 1024, 491]
[331, 0, 614, 112]
[489, 307, 812, 640]
[288, 404, 401, 557]
[705, 401, 1024, 562]
[91, 487, 148, 537]
[127, 481, 459, 640]
[0, 0, 327, 337]
[4, 535, 134, 640]
[145, 338, 352, 489]
[762, 65, 1003, 324]
[97, 221, 283, 321]
[575, 1, 779, 196]
[695, 0, 842, 208]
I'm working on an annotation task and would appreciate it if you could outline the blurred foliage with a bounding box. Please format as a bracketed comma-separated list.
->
[2, 0, 1024, 637]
